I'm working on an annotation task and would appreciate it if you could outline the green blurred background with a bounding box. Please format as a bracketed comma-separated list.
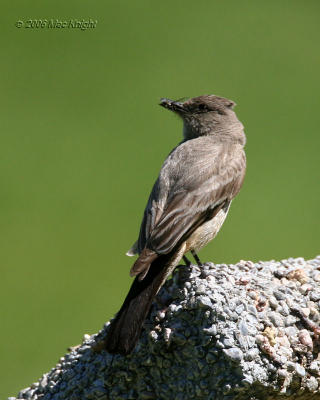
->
[1, 1, 319, 397]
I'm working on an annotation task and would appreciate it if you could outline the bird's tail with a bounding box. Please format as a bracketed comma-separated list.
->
[104, 251, 177, 355]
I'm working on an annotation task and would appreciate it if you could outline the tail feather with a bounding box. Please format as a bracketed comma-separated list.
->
[104, 252, 173, 355]
[126, 240, 138, 256]
[130, 248, 158, 280]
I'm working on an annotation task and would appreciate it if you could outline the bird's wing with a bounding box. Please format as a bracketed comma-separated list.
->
[136, 137, 246, 255]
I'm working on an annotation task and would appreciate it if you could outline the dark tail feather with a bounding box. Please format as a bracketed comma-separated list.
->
[104, 253, 172, 355]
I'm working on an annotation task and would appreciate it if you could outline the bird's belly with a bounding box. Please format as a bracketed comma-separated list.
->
[185, 205, 230, 252]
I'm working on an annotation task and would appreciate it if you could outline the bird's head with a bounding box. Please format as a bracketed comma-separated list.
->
[160, 95, 245, 144]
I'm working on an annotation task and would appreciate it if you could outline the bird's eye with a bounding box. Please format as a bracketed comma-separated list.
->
[198, 104, 207, 112]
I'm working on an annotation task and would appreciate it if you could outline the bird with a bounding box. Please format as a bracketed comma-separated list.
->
[104, 94, 246, 355]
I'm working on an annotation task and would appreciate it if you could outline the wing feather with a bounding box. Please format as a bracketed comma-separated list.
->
[136, 137, 246, 255]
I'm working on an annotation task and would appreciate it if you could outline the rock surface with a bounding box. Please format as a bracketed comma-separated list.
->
[10, 256, 320, 400]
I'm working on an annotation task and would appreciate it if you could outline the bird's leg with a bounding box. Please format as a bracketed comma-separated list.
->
[191, 250, 202, 266]
[183, 255, 191, 266]
[173, 256, 190, 275]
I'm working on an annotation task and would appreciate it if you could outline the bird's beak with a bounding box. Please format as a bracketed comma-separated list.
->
[159, 98, 185, 113]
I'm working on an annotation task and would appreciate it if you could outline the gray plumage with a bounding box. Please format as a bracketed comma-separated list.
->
[105, 94, 246, 355]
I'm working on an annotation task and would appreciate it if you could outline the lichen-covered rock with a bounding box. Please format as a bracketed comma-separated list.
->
[10, 256, 320, 400]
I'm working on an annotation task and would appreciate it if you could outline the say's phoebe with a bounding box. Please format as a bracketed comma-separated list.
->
[105, 95, 246, 355]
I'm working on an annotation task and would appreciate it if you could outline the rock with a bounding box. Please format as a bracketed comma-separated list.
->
[9, 256, 320, 400]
